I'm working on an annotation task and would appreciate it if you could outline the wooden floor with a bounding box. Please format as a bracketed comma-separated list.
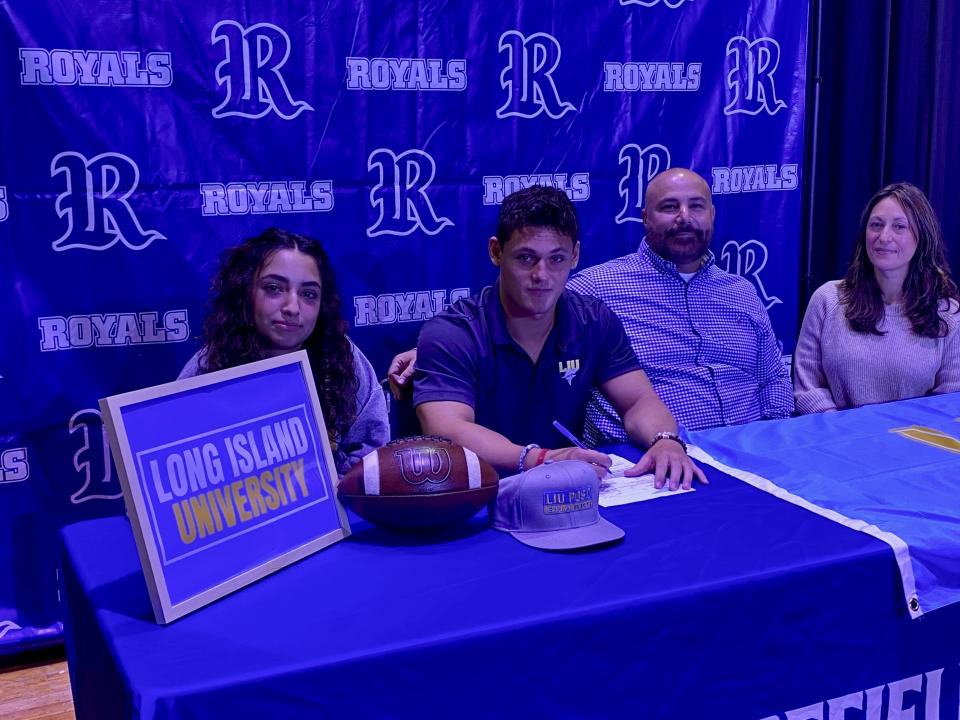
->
[0, 660, 76, 720]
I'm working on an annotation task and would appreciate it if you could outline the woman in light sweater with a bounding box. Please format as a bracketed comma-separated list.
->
[179, 228, 389, 474]
[794, 182, 960, 413]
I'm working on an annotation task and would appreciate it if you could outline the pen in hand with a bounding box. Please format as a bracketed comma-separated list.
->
[552, 420, 587, 449]
[552, 420, 611, 479]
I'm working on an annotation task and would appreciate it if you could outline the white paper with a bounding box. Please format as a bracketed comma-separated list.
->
[599, 453, 695, 507]
[606, 453, 636, 477]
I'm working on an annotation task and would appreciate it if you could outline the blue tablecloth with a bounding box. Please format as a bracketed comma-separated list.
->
[691, 393, 960, 619]
[61, 450, 960, 719]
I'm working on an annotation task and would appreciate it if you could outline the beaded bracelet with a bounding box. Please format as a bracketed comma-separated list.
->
[650, 431, 687, 453]
[518, 443, 540, 473]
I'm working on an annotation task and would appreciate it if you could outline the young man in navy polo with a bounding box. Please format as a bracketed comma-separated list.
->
[413, 186, 704, 490]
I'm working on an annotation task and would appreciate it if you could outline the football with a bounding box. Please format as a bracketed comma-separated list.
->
[338, 436, 499, 531]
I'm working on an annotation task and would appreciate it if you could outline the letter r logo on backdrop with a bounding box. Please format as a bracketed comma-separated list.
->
[367, 148, 453, 237]
[724, 36, 787, 116]
[719, 240, 782, 310]
[497, 30, 575, 119]
[620, 0, 690, 6]
[69, 408, 122, 504]
[616, 143, 671, 224]
[51, 151, 165, 251]
[211, 20, 313, 120]
[0, 621, 23, 641]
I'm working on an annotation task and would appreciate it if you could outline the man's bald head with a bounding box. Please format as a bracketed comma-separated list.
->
[642, 168, 716, 272]
[644, 168, 712, 209]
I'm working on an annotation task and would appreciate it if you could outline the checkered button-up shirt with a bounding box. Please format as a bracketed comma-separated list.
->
[567, 240, 793, 442]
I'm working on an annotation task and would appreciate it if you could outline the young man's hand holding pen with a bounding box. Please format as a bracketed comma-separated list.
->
[549, 420, 611, 480]
[550, 420, 704, 490]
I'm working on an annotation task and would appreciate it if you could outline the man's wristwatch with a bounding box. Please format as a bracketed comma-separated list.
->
[649, 431, 687, 453]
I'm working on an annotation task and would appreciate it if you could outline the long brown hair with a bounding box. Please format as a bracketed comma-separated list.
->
[200, 228, 357, 440]
[840, 182, 959, 338]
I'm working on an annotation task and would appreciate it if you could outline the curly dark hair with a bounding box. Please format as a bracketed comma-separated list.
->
[200, 228, 357, 442]
[494, 185, 579, 248]
[840, 182, 959, 338]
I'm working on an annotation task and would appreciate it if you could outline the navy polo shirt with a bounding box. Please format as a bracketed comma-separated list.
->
[413, 282, 641, 448]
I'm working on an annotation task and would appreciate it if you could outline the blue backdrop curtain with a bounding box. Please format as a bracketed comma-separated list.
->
[805, 0, 960, 301]
[2, 0, 811, 659]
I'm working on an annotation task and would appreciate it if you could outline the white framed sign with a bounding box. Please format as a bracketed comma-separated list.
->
[100, 351, 350, 624]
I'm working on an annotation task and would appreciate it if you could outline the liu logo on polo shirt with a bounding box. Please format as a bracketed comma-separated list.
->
[558, 359, 580, 385]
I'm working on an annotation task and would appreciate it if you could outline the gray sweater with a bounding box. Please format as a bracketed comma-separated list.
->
[793, 281, 960, 414]
[179, 339, 389, 474]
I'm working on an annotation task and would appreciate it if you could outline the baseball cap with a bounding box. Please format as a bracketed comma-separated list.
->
[492, 460, 624, 550]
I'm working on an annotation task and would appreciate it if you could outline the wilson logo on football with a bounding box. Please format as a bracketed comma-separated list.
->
[395, 447, 452, 485]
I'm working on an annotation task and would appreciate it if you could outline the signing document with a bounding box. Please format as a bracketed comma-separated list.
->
[599, 453, 695, 507]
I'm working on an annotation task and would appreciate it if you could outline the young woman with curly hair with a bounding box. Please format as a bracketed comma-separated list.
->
[794, 182, 960, 413]
[179, 227, 389, 473]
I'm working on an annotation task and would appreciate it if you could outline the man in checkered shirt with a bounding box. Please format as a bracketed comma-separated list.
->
[566, 168, 793, 443]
